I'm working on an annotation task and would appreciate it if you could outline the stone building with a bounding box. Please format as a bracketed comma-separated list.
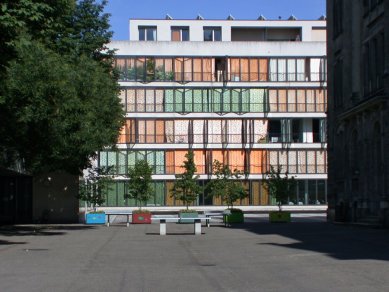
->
[327, 0, 389, 224]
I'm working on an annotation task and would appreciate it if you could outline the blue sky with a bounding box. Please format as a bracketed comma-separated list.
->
[104, 0, 326, 40]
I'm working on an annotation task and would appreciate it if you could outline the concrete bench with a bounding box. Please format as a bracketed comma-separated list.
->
[105, 212, 132, 227]
[204, 212, 224, 227]
[151, 217, 210, 235]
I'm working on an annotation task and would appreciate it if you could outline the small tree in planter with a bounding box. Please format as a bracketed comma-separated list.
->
[263, 166, 296, 222]
[171, 151, 201, 222]
[206, 160, 248, 224]
[78, 166, 115, 224]
[125, 159, 154, 224]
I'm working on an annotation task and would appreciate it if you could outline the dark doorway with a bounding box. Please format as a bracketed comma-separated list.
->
[0, 168, 32, 224]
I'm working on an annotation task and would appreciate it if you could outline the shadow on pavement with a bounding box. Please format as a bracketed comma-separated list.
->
[0, 239, 27, 245]
[227, 221, 389, 261]
[0, 225, 96, 237]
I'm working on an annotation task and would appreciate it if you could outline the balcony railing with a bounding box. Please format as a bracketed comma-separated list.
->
[118, 133, 326, 144]
[118, 70, 326, 83]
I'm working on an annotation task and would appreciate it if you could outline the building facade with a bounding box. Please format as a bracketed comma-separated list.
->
[101, 17, 328, 208]
[327, 0, 389, 224]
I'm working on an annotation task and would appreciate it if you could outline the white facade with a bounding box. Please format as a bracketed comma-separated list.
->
[129, 19, 326, 42]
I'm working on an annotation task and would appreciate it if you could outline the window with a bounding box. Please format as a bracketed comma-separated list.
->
[171, 27, 189, 41]
[203, 27, 221, 41]
[139, 26, 156, 41]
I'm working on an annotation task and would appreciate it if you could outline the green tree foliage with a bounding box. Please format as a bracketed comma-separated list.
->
[125, 160, 154, 211]
[78, 165, 115, 211]
[171, 151, 201, 210]
[206, 160, 248, 209]
[0, 0, 123, 174]
[263, 166, 296, 211]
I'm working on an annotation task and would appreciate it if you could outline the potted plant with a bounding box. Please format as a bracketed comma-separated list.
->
[263, 166, 296, 223]
[125, 159, 154, 224]
[171, 151, 201, 223]
[78, 166, 114, 224]
[206, 160, 248, 224]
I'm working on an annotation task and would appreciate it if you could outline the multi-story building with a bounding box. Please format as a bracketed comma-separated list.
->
[100, 16, 328, 208]
[327, 0, 389, 224]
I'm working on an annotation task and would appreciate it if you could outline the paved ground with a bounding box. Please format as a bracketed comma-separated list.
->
[1, 214, 389, 292]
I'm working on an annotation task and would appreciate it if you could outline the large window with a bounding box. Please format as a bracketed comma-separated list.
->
[139, 26, 156, 41]
[204, 27, 221, 41]
[115, 56, 326, 83]
[171, 27, 189, 41]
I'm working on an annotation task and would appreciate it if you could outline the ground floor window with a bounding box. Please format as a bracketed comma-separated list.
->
[83, 179, 327, 207]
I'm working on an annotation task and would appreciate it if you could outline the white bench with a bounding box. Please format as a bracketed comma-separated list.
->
[204, 212, 224, 227]
[105, 212, 132, 227]
[151, 217, 211, 235]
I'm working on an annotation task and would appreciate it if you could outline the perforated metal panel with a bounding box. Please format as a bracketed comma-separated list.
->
[193, 120, 204, 143]
[174, 120, 189, 143]
[165, 89, 174, 112]
[298, 151, 307, 173]
[155, 151, 165, 174]
[118, 151, 126, 174]
[126, 89, 135, 112]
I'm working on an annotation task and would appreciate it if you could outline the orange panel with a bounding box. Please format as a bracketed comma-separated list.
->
[171, 29, 180, 41]
[129, 120, 136, 143]
[259, 59, 268, 81]
[250, 150, 266, 174]
[183, 58, 192, 81]
[146, 120, 155, 143]
[278, 90, 287, 112]
[193, 150, 206, 174]
[249, 59, 259, 81]
[166, 151, 175, 174]
[212, 150, 226, 166]
[138, 120, 145, 143]
[174, 58, 183, 81]
[165, 181, 175, 206]
[202, 58, 213, 81]
[297, 90, 306, 112]
[213, 195, 223, 206]
[118, 126, 126, 144]
[252, 181, 260, 205]
[269, 89, 278, 112]
[316, 89, 325, 112]
[230, 58, 240, 81]
[228, 150, 245, 171]
[174, 150, 187, 174]
[155, 120, 165, 143]
[164, 58, 173, 72]
[115, 58, 126, 72]
[260, 181, 269, 205]
[287, 89, 297, 112]
[240, 58, 249, 81]
[193, 58, 202, 81]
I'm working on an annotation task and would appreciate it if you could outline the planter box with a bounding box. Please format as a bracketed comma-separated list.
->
[269, 211, 291, 223]
[223, 210, 244, 224]
[132, 212, 152, 224]
[179, 212, 198, 223]
[86, 213, 106, 224]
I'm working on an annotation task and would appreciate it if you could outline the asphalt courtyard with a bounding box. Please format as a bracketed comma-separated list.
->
[1, 214, 389, 292]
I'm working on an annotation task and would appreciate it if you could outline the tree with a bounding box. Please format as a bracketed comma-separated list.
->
[78, 165, 115, 211]
[263, 166, 296, 211]
[206, 160, 248, 209]
[0, 0, 123, 175]
[171, 151, 201, 210]
[125, 160, 154, 211]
